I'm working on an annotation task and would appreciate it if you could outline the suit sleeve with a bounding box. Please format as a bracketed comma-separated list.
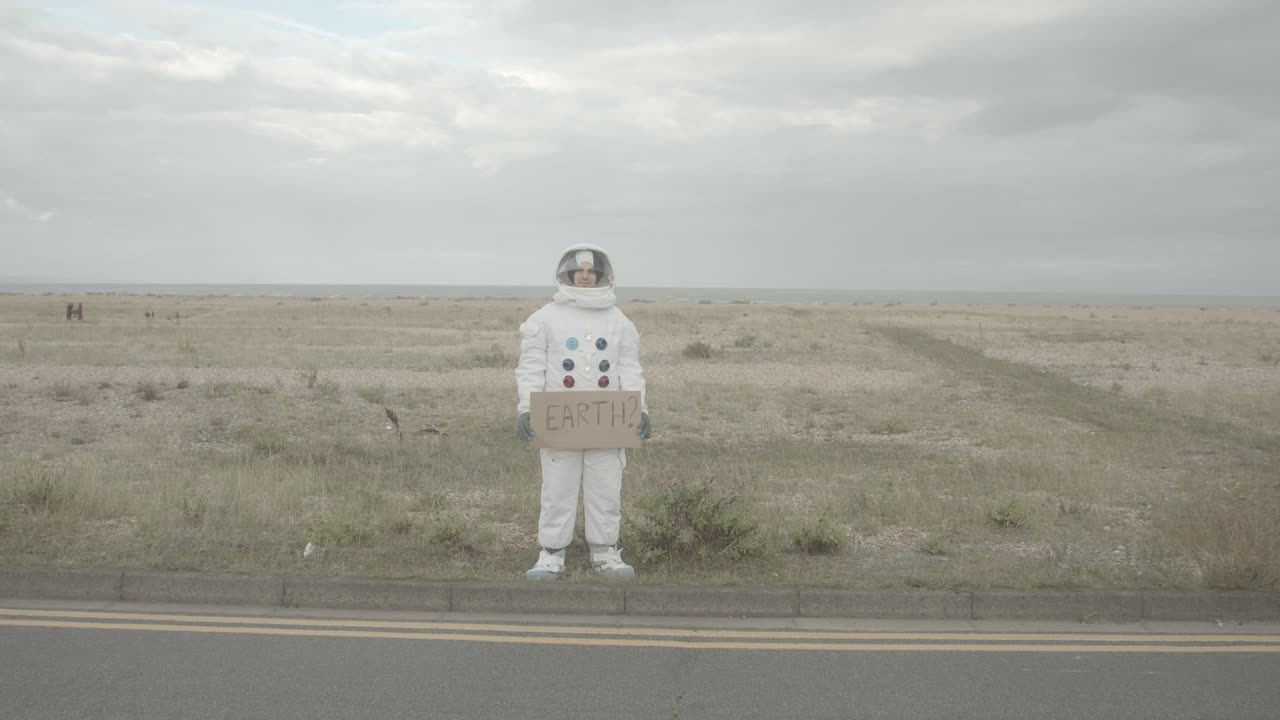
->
[515, 315, 548, 414]
[616, 316, 647, 413]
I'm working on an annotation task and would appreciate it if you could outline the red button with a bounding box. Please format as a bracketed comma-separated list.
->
[563, 376, 575, 388]
[598, 376, 610, 388]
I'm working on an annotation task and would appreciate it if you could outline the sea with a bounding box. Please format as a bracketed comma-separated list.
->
[1, 283, 1277, 310]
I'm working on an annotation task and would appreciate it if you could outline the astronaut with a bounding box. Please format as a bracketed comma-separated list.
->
[515, 244, 651, 580]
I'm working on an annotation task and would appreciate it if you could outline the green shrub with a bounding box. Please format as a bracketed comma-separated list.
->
[135, 381, 162, 402]
[990, 497, 1031, 528]
[356, 386, 388, 405]
[14, 473, 65, 513]
[682, 341, 716, 360]
[628, 479, 767, 566]
[920, 535, 952, 556]
[427, 515, 468, 543]
[179, 496, 208, 525]
[793, 515, 846, 555]
[464, 346, 512, 369]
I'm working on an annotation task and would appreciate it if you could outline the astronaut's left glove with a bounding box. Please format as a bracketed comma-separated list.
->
[517, 412, 534, 442]
[636, 412, 651, 441]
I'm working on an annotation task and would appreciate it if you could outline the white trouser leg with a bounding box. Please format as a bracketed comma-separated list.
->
[582, 448, 626, 547]
[538, 449, 583, 549]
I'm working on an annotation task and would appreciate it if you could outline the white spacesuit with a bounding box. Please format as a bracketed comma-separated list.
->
[515, 244, 649, 580]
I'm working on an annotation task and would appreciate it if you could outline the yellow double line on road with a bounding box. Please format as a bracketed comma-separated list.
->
[3, 608, 1279, 653]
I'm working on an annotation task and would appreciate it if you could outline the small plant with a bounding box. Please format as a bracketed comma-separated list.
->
[16, 473, 61, 512]
[176, 378, 190, 390]
[868, 418, 910, 436]
[16, 340, 25, 358]
[203, 382, 232, 399]
[179, 496, 208, 525]
[466, 350, 511, 369]
[628, 478, 767, 566]
[990, 497, 1031, 529]
[356, 386, 388, 405]
[135, 381, 162, 402]
[920, 535, 952, 557]
[793, 515, 846, 555]
[732, 335, 758, 348]
[682, 341, 716, 360]
[429, 516, 468, 547]
[301, 367, 318, 389]
[246, 432, 289, 458]
[389, 516, 415, 535]
[1057, 499, 1090, 517]
[51, 382, 77, 401]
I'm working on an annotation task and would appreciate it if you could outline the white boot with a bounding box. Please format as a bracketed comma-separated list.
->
[526, 548, 566, 581]
[589, 545, 635, 579]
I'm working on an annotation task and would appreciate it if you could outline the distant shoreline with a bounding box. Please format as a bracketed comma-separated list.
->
[1, 283, 1277, 310]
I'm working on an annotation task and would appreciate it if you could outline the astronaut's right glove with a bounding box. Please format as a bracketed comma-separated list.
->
[517, 412, 534, 442]
[636, 412, 651, 441]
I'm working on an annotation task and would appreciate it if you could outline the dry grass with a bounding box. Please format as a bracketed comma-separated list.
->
[0, 293, 1277, 588]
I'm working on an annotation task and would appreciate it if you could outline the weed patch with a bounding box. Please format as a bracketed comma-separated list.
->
[628, 478, 767, 566]
[682, 341, 717, 360]
[11, 473, 66, 513]
[792, 515, 846, 555]
[135, 381, 162, 402]
[356, 386, 388, 405]
[990, 497, 1031, 529]
[920, 535, 952, 556]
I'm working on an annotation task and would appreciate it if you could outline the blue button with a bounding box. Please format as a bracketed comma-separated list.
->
[598, 359, 610, 372]
[596, 338, 608, 350]
[566, 337, 579, 351]
[562, 358, 575, 372]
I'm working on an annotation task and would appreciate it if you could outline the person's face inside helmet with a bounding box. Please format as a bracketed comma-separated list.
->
[572, 266, 598, 288]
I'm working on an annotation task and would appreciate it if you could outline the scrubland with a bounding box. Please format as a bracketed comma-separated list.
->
[1, 293, 1277, 589]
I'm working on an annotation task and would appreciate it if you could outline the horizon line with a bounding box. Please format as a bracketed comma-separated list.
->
[1, 281, 1277, 300]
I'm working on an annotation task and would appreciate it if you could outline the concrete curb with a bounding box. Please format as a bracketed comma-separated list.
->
[625, 585, 799, 617]
[799, 588, 972, 620]
[2, 566, 1278, 622]
[0, 566, 124, 602]
[972, 589, 1144, 622]
[123, 570, 285, 607]
[452, 582, 625, 615]
[283, 577, 452, 612]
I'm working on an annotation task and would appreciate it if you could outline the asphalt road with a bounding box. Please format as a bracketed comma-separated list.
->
[3, 602, 1279, 719]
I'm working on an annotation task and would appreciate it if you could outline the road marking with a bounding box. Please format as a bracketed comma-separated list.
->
[1, 608, 1277, 644]
[3, 618, 1280, 653]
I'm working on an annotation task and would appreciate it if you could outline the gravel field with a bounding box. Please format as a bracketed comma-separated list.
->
[1, 293, 1277, 588]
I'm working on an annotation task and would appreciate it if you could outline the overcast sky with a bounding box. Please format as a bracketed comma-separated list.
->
[1, 0, 1277, 294]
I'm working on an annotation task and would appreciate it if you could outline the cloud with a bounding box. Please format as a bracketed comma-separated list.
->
[0, 0, 1276, 293]
[0, 189, 54, 223]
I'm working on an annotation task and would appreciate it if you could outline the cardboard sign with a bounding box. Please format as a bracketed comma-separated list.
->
[529, 391, 643, 449]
